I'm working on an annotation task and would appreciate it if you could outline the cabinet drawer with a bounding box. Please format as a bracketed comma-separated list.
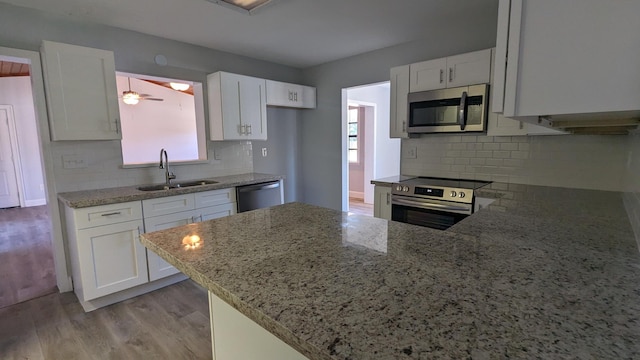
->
[73, 201, 143, 229]
[198, 203, 236, 221]
[195, 188, 236, 208]
[142, 194, 195, 218]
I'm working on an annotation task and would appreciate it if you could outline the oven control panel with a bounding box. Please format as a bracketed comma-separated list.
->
[392, 184, 473, 204]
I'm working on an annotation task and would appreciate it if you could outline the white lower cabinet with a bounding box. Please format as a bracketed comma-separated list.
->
[76, 220, 148, 299]
[373, 185, 392, 220]
[64, 187, 237, 311]
[64, 201, 148, 304]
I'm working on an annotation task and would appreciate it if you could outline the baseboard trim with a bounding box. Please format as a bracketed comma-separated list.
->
[77, 273, 188, 312]
[25, 198, 46, 207]
[349, 191, 364, 199]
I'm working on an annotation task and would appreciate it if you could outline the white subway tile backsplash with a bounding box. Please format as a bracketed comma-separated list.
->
[401, 133, 629, 192]
[51, 140, 253, 193]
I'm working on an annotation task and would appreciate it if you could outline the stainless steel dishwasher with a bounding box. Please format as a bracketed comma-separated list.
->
[236, 180, 284, 213]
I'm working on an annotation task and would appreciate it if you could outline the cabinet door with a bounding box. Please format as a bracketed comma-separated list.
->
[76, 220, 147, 300]
[486, 113, 528, 136]
[265, 80, 316, 109]
[213, 72, 267, 140]
[197, 203, 236, 222]
[446, 49, 492, 88]
[502, 0, 640, 117]
[41, 41, 121, 141]
[194, 188, 236, 208]
[409, 58, 447, 92]
[373, 186, 391, 220]
[390, 65, 410, 139]
[238, 75, 267, 140]
[143, 212, 193, 281]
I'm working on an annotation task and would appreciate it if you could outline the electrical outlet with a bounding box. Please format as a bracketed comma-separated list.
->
[261, 148, 268, 157]
[404, 145, 417, 159]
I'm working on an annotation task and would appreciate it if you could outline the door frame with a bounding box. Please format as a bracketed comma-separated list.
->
[0, 46, 73, 292]
[0, 104, 25, 208]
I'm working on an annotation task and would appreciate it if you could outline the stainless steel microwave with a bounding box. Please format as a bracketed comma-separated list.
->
[407, 84, 489, 134]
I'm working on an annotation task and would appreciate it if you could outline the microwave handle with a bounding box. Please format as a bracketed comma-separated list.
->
[458, 91, 467, 130]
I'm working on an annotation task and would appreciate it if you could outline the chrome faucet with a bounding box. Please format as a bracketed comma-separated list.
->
[159, 148, 176, 186]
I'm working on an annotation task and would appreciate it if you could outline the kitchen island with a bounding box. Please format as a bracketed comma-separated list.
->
[139, 186, 640, 359]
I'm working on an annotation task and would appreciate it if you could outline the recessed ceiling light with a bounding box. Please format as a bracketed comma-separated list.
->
[207, 0, 273, 14]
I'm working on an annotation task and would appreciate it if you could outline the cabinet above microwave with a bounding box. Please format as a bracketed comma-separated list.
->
[492, 0, 640, 134]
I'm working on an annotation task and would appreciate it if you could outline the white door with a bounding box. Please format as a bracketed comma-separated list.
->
[0, 106, 20, 208]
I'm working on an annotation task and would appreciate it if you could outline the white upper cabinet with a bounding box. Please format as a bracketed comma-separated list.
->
[494, 0, 640, 118]
[409, 49, 491, 92]
[265, 80, 316, 109]
[390, 65, 410, 139]
[487, 48, 565, 136]
[208, 71, 267, 141]
[40, 41, 121, 141]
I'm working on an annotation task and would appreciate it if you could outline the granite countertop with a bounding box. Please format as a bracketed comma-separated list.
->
[57, 172, 283, 208]
[139, 184, 640, 359]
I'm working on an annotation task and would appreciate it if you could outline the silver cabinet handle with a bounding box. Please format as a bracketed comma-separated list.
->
[101, 212, 122, 217]
[439, 69, 444, 84]
[449, 67, 453, 82]
[386, 192, 390, 205]
[247, 124, 252, 134]
[114, 119, 120, 134]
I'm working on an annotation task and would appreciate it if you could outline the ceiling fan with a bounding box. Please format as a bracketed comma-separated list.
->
[121, 77, 164, 105]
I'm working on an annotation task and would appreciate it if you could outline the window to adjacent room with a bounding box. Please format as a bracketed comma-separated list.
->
[116, 72, 207, 166]
[348, 106, 360, 163]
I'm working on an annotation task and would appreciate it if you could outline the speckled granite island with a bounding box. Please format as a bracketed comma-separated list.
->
[139, 185, 640, 359]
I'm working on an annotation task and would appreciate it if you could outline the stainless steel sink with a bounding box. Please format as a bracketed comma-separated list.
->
[137, 180, 218, 192]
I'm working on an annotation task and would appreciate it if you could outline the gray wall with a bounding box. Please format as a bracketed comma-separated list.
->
[252, 107, 302, 203]
[300, 21, 499, 210]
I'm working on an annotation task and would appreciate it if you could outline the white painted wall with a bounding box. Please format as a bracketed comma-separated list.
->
[117, 76, 201, 165]
[0, 76, 46, 206]
[347, 83, 398, 204]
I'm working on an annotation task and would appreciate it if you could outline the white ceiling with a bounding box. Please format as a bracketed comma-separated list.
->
[1, 0, 498, 68]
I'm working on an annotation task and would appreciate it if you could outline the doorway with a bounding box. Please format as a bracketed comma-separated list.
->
[0, 54, 56, 308]
[342, 82, 400, 215]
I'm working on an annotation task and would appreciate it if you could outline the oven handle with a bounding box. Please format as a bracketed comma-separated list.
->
[392, 197, 471, 213]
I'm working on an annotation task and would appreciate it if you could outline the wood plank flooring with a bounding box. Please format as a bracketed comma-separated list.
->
[0, 205, 57, 309]
[348, 197, 373, 217]
[0, 279, 212, 360]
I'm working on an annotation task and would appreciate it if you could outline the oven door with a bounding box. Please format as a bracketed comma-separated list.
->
[391, 196, 471, 230]
[407, 84, 488, 134]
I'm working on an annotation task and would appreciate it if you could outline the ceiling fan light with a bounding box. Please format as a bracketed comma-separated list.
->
[170, 82, 190, 91]
[122, 91, 140, 105]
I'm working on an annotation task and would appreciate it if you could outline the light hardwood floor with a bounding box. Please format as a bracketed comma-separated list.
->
[0, 205, 57, 309]
[0, 279, 212, 360]
[348, 197, 373, 217]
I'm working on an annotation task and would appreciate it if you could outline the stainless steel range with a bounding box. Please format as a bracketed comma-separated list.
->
[391, 177, 491, 230]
